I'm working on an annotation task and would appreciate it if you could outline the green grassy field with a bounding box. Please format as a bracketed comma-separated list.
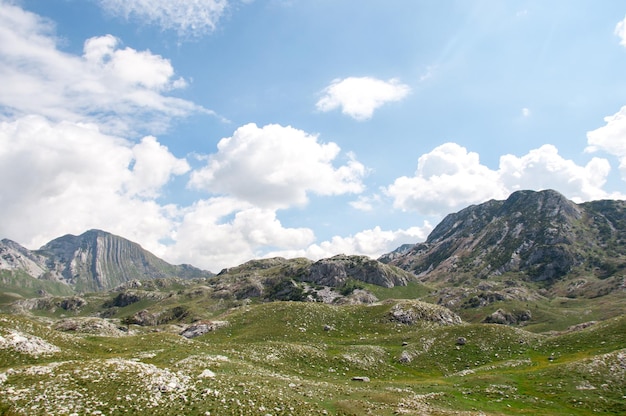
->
[0, 299, 624, 415]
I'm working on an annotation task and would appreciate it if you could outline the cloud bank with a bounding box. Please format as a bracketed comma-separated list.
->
[386, 142, 620, 215]
[0, 3, 209, 135]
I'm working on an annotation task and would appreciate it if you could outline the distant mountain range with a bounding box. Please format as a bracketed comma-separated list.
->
[1, 190, 625, 305]
[0, 229, 211, 293]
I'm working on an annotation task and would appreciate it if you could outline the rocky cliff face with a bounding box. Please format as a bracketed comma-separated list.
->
[304, 254, 415, 288]
[0, 230, 212, 293]
[380, 189, 626, 285]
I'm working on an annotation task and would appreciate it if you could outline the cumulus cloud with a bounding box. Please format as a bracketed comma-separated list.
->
[0, 116, 187, 252]
[266, 224, 433, 262]
[349, 194, 381, 212]
[616, 15, 626, 47]
[98, 0, 230, 37]
[0, 116, 327, 272]
[386, 143, 507, 214]
[316, 77, 411, 121]
[189, 123, 366, 208]
[166, 198, 316, 271]
[386, 142, 618, 215]
[586, 105, 626, 180]
[499, 145, 613, 201]
[0, 3, 210, 135]
[125, 136, 191, 198]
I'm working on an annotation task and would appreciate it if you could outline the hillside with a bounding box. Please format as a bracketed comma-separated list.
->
[0, 302, 624, 415]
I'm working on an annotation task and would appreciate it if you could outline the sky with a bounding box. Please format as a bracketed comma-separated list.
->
[1, 0, 626, 272]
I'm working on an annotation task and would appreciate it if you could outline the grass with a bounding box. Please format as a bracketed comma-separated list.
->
[0, 274, 624, 415]
[0, 306, 624, 414]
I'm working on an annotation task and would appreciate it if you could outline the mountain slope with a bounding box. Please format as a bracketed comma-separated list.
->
[381, 189, 626, 285]
[36, 229, 212, 292]
[0, 230, 212, 293]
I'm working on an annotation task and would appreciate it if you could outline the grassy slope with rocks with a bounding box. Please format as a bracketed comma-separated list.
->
[0, 297, 624, 415]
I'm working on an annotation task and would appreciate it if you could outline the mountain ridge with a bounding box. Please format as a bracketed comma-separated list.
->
[1, 229, 213, 293]
[380, 189, 626, 285]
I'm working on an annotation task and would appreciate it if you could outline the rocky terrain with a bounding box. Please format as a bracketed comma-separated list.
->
[0, 189, 624, 414]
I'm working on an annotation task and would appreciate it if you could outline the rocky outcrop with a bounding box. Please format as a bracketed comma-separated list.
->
[483, 309, 532, 325]
[304, 255, 415, 288]
[388, 300, 462, 326]
[179, 321, 229, 338]
[54, 317, 128, 336]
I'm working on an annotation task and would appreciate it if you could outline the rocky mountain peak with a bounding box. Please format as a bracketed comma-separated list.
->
[0, 230, 213, 293]
[381, 189, 625, 285]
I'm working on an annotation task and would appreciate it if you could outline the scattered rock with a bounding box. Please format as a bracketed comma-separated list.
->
[198, 369, 216, 378]
[335, 289, 379, 305]
[58, 296, 86, 311]
[351, 376, 370, 382]
[54, 317, 128, 337]
[456, 337, 467, 346]
[389, 300, 462, 326]
[483, 309, 532, 325]
[180, 321, 229, 339]
[125, 310, 158, 326]
[0, 329, 60, 357]
[398, 350, 412, 363]
[305, 255, 413, 288]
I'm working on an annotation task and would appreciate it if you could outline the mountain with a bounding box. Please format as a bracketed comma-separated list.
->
[1, 230, 212, 293]
[380, 189, 626, 297]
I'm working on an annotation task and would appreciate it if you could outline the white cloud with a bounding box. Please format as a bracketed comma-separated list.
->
[267, 224, 433, 261]
[386, 143, 507, 214]
[616, 15, 626, 47]
[586, 105, 626, 180]
[349, 194, 381, 212]
[522, 107, 531, 117]
[166, 198, 316, 271]
[0, 116, 187, 253]
[316, 77, 411, 121]
[498, 145, 614, 202]
[98, 0, 230, 37]
[386, 142, 619, 215]
[126, 136, 191, 198]
[189, 123, 366, 208]
[0, 3, 210, 135]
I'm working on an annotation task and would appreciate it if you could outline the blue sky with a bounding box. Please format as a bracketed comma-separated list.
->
[1, 0, 625, 272]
